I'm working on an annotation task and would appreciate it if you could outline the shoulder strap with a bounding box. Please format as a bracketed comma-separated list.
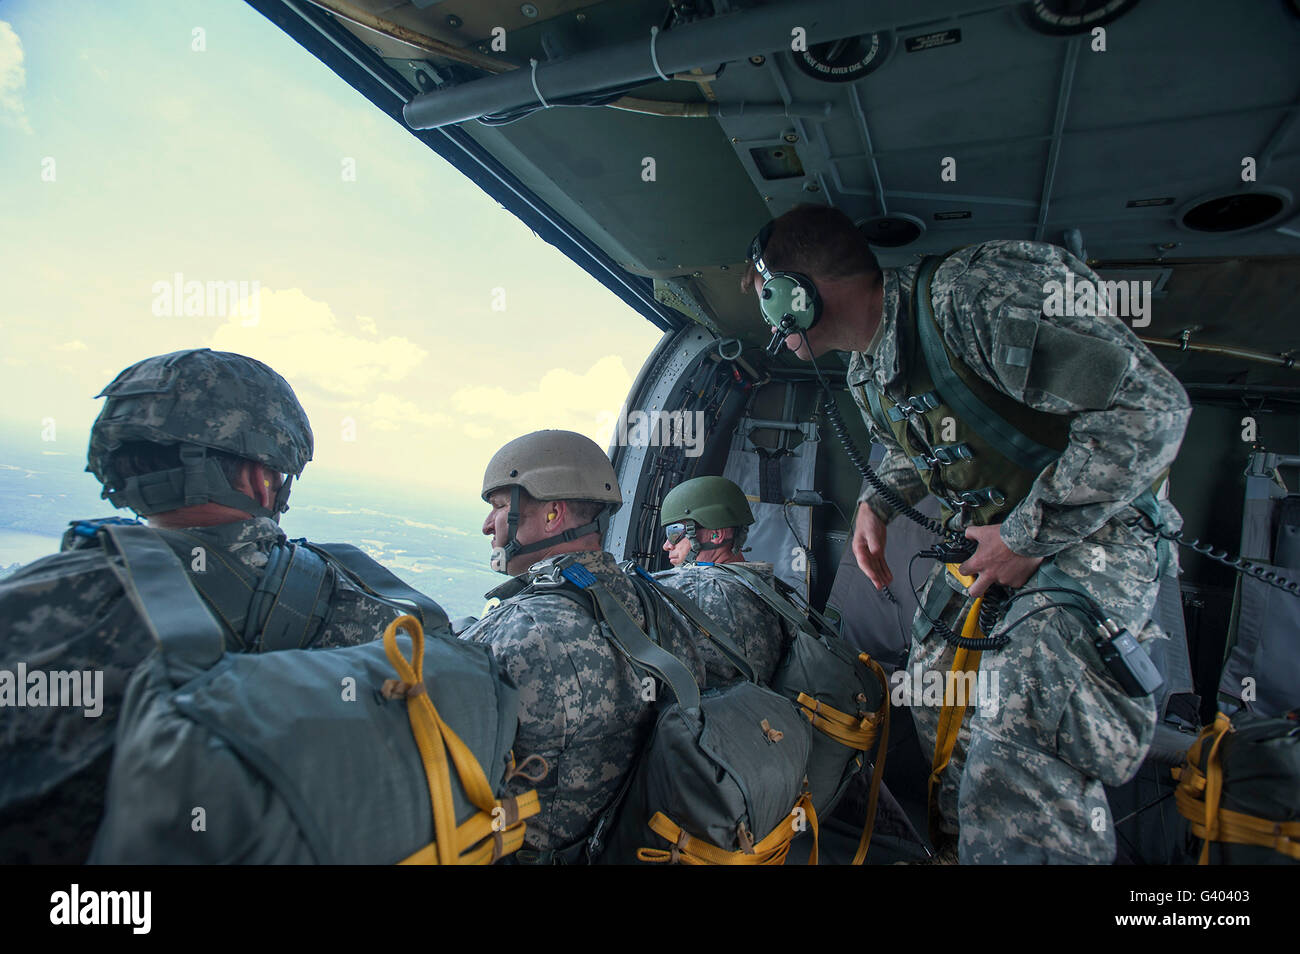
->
[99, 523, 226, 681]
[301, 541, 450, 633]
[256, 544, 335, 651]
[102, 524, 259, 648]
[557, 563, 701, 712]
[709, 562, 824, 639]
[913, 254, 1060, 474]
[861, 379, 893, 434]
[627, 565, 757, 684]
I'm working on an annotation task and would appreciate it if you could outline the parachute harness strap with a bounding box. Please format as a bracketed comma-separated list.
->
[1173, 712, 1300, 863]
[385, 615, 538, 865]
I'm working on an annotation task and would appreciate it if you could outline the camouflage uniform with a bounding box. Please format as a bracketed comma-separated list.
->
[464, 549, 706, 855]
[653, 561, 792, 685]
[848, 240, 1190, 863]
[0, 516, 403, 864]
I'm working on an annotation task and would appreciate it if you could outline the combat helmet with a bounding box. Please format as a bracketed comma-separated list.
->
[87, 348, 314, 520]
[481, 429, 622, 573]
[660, 475, 754, 562]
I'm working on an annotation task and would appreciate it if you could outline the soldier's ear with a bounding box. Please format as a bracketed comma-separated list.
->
[244, 463, 278, 511]
[544, 500, 567, 535]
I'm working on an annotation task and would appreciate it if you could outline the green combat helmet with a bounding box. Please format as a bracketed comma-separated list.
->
[87, 348, 314, 521]
[660, 475, 754, 563]
[481, 429, 623, 573]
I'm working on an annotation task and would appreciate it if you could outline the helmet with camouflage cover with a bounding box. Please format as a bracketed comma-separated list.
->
[660, 476, 753, 563]
[87, 348, 314, 520]
[481, 429, 622, 573]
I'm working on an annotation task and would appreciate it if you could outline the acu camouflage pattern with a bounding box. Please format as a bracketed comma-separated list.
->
[0, 516, 402, 864]
[463, 549, 706, 854]
[653, 561, 792, 686]
[850, 240, 1191, 863]
[87, 349, 314, 483]
[848, 240, 1189, 557]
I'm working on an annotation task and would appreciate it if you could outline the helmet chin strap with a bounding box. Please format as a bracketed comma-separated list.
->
[683, 524, 702, 565]
[106, 445, 291, 522]
[490, 486, 605, 575]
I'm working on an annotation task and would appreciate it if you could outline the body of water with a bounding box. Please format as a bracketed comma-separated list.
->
[0, 448, 501, 620]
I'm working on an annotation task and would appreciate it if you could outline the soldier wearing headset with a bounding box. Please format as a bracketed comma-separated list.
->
[741, 204, 1190, 864]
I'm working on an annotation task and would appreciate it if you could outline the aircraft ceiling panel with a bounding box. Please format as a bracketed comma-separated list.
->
[298, 0, 1300, 386]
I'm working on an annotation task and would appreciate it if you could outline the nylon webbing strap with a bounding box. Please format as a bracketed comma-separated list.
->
[101, 523, 226, 678]
[713, 563, 819, 639]
[304, 542, 449, 632]
[630, 565, 756, 684]
[927, 587, 984, 849]
[913, 574, 959, 642]
[758, 450, 784, 505]
[383, 615, 537, 865]
[160, 528, 258, 647]
[561, 564, 701, 712]
[259, 544, 332, 651]
[637, 793, 819, 866]
[1032, 561, 1102, 630]
[1172, 712, 1300, 864]
[862, 381, 892, 435]
[766, 570, 842, 636]
[913, 255, 1060, 475]
[1131, 486, 1173, 578]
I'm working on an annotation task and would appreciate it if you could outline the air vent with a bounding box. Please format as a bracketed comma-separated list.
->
[1181, 192, 1288, 233]
[858, 213, 924, 247]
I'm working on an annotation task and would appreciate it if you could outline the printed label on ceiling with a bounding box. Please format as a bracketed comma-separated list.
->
[905, 30, 961, 52]
[934, 210, 972, 220]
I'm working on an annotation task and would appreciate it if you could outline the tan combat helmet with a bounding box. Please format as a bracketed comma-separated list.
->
[481, 430, 623, 572]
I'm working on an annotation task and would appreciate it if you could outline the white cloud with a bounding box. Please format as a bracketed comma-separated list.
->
[360, 393, 453, 432]
[209, 287, 428, 398]
[0, 22, 31, 134]
[449, 354, 633, 446]
[55, 340, 88, 352]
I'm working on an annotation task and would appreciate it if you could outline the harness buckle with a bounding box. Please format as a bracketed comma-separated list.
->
[948, 487, 1006, 511]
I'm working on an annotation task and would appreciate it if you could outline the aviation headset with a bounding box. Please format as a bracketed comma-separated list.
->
[748, 221, 823, 354]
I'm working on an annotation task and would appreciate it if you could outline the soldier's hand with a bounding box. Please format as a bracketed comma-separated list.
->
[852, 501, 893, 590]
[959, 524, 1043, 598]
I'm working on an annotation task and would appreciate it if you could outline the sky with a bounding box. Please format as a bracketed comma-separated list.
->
[0, 0, 665, 509]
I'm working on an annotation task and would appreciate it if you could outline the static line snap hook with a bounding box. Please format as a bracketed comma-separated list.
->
[649, 26, 672, 82]
[528, 57, 550, 109]
[1179, 329, 1192, 352]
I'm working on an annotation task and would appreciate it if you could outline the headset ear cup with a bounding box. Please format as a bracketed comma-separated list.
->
[759, 273, 821, 331]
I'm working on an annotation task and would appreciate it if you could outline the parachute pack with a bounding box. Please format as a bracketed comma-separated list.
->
[1174, 709, 1300, 864]
[657, 561, 891, 863]
[538, 558, 817, 865]
[86, 523, 535, 864]
[506, 554, 889, 865]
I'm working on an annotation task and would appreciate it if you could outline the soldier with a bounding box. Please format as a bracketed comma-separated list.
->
[654, 475, 792, 685]
[743, 205, 1191, 864]
[463, 430, 705, 863]
[0, 348, 419, 864]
